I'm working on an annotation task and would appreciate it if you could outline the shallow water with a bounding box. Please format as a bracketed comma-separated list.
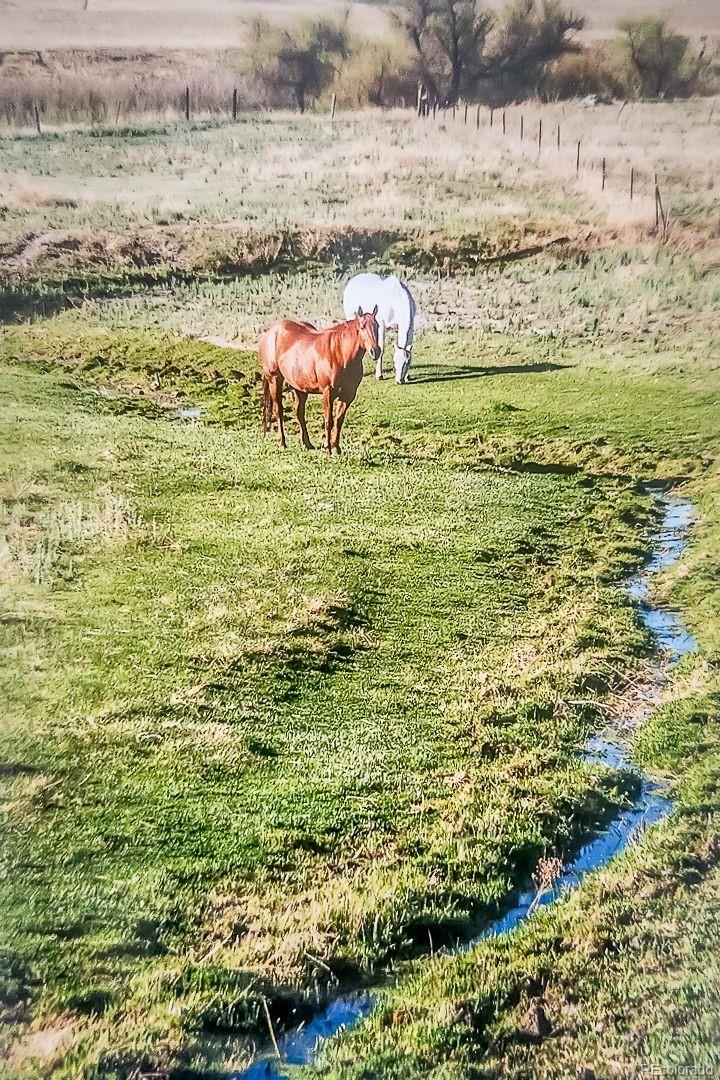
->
[236, 493, 696, 1080]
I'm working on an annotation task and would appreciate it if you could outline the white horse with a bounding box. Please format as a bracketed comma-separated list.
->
[343, 273, 415, 384]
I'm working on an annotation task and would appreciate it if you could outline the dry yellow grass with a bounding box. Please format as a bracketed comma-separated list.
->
[571, 0, 720, 41]
[0, 0, 389, 50]
[3, 0, 719, 50]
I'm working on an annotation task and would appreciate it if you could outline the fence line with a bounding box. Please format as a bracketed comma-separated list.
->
[416, 98, 670, 235]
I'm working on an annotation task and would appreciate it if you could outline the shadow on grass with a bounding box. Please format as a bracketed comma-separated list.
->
[411, 361, 572, 384]
[0, 761, 43, 778]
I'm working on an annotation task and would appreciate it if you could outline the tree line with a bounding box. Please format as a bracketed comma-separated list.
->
[244, 0, 716, 113]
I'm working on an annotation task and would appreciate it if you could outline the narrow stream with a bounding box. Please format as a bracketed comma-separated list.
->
[238, 492, 696, 1080]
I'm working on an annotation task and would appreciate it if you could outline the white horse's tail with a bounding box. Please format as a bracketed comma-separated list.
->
[397, 281, 415, 352]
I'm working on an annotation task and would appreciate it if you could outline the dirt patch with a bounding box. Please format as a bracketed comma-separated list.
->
[2, 1016, 78, 1073]
[1, 222, 576, 284]
[5, 227, 175, 270]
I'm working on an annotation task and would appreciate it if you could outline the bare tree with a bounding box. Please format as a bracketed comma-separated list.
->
[244, 18, 348, 113]
[392, 0, 583, 104]
[392, 0, 493, 104]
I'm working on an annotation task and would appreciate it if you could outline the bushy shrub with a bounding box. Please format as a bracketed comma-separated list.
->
[542, 48, 624, 101]
[331, 38, 418, 107]
[617, 18, 711, 99]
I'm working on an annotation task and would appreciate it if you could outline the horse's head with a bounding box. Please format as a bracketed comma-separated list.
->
[355, 306, 381, 362]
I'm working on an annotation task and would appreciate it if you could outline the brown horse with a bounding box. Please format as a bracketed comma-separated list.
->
[259, 307, 380, 454]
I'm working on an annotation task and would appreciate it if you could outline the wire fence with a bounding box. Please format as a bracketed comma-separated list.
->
[416, 96, 673, 238]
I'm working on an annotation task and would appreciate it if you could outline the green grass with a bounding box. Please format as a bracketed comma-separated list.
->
[1, 292, 719, 1076]
[1, 342, 661, 1076]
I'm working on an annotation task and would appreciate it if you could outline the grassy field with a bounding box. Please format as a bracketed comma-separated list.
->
[2, 102, 717, 278]
[1, 108, 719, 1078]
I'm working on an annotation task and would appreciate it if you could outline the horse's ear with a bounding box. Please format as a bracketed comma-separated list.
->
[372, 305, 378, 317]
[356, 306, 363, 318]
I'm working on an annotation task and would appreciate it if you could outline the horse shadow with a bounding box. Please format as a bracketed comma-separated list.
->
[411, 361, 572, 384]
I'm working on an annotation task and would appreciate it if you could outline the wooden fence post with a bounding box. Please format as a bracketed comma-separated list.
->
[476, 103, 480, 130]
[232, 88, 238, 121]
[330, 93, 336, 123]
[630, 166, 634, 200]
[576, 139, 581, 173]
[557, 123, 560, 150]
[502, 110, 506, 134]
[520, 114, 524, 140]
[34, 103, 42, 134]
[602, 157, 606, 191]
[538, 118, 542, 153]
[464, 102, 468, 124]
[490, 108, 494, 128]
[654, 172, 659, 228]
[655, 182, 667, 237]
[185, 86, 190, 121]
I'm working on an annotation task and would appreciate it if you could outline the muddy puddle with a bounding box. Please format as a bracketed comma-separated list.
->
[237, 491, 696, 1079]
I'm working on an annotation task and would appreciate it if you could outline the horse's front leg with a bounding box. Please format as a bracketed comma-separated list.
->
[375, 321, 385, 380]
[294, 390, 313, 449]
[332, 399, 350, 455]
[322, 387, 334, 454]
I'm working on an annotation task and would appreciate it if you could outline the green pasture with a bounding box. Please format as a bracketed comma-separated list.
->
[0, 114, 718, 1074]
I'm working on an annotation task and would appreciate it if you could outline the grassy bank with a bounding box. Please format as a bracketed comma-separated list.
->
[313, 467, 720, 1078]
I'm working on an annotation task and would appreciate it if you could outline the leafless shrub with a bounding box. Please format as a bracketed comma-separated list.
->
[530, 854, 564, 908]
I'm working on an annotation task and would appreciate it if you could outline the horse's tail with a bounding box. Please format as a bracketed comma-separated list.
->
[259, 328, 273, 433]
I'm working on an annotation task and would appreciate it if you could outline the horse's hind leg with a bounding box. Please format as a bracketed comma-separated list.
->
[294, 390, 313, 449]
[268, 375, 286, 449]
[261, 377, 271, 433]
[375, 321, 385, 380]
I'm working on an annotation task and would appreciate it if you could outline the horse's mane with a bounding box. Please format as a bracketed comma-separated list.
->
[323, 318, 358, 343]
